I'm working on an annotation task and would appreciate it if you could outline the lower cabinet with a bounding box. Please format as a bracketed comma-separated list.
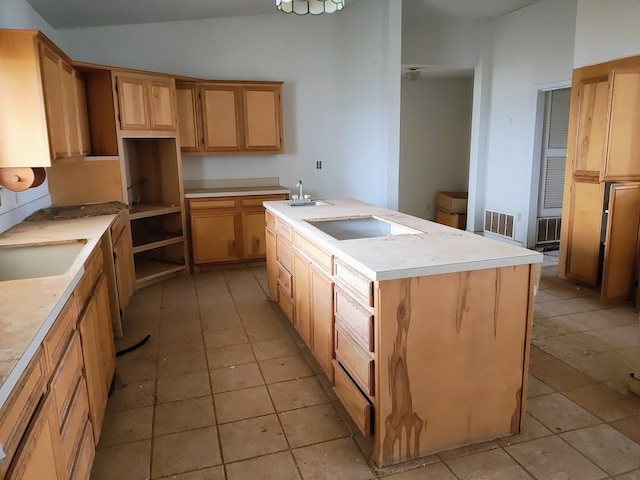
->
[310, 266, 334, 379]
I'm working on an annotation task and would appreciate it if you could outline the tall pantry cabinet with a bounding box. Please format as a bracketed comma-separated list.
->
[559, 55, 640, 303]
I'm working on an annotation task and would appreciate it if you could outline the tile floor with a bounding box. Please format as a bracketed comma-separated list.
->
[90, 260, 640, 480]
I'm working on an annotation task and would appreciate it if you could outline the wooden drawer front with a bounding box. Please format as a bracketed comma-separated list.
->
[278, 291, 294, 323]
[241, 194, 287, 207]
[335, 328, 374, 397]
[266, 210, 276, 229]
[275, 217, 292, 241]
[76, 247, 103, 308]
[190, 198, 237, 210]
[276, 262, 293, 299]
[51, 332, 83, 424]
[0, 351, 48, 478]
[70, 419, 94, 480]
[60, 377, 89, 476]
[293, 232, 333, 275]
[43, 296, 77, 373]
[333, 361, 372, 437]
[276, 236, 293, 271]
[109, 211, 128, 242]
[334, 258, 373, 307]
[335, 287, 374, 352]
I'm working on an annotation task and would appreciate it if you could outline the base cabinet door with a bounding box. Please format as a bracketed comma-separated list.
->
[242, 209, 268, 259]
[310, 265, 334, 379]
[113, 222, 136, 313]
[293, 252, 312, 345]
[191, 210, 240, 263]
[266, 226, 278, 302]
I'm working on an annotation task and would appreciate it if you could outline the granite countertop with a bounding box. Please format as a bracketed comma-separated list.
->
[0, 215, 116, 410]
[264, 198, 542, 281]
[184, 185, 290, 199]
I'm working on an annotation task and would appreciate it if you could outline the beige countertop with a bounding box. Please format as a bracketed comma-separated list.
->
[264, 198, 542, 281]
[184, 185, 290, 199]
[0, 215, 116, 410]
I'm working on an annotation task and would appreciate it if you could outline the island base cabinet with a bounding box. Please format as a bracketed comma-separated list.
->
[372, 264, 533, 466]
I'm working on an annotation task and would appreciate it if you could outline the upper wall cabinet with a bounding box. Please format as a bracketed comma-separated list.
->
[115, 73, 178, 132]
[572, 77, 609, 177]
[0, 30, 91, 167]
[176, 81, 283, 155]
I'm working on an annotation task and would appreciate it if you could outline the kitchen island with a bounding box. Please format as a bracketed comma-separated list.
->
[264, 198, 542, 467]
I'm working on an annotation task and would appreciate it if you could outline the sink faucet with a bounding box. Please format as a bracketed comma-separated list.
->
[296, 180, 303, 199]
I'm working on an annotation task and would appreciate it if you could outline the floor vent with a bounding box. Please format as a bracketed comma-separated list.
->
[536, 216, 562, 246]
[484, 210, 515, 239]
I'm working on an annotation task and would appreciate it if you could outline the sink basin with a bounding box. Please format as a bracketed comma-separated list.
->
[287, 199, 331, 207]
[306, 216, 420, 240]
[0, 239, 87, 281]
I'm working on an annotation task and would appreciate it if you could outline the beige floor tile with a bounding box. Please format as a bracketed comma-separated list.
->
[534, 290, 560, 303]
[196, 284, 231, 296]
[158, 466, 225, 479]
[560, 424, 640, 476]
[115, 355, 158, 383]
[528, 345, 558, 366]
[152, 426, 222, 479]
[611, 415, 640, 445]
[615, 471, 640, 480]
[505, 436, 607, 480]
[158, 350, 208, 377]
[207, 343, 256, 369]
[197, 292, 234, 306]
[527, 375, 554, 397]
[569, 308, 638, 330]
[536, 315, 592, 335]
[565, 353, 631, 384]
[218, 414, 288, 463]
[606, 347, 640, 370]
[293, 437, 376, 480]
[98, 406, 153, 448]
[160, 318, 202, 339]
[542, 297, 605, 315]
[235, 301, 272, 315]
[529, 358, 598, 391]
[279, 403, 349, 448]
[527, 393, 601, 432]
[446, 448, 533, 479]
[259, 354, 313, 384]
[214, 385, 275, 423]
[106, 379, 156, 413]
[91, 440, 151, 479]
[158, 333, 205, 356]
[372, 454, 440, 477]
[204, 327, 249, 349]
[563, 384, 640, 422]
[240, 310, 283, 325]
[210, 362, 265, 393]
[252, 336, 299, 360]
[599, 325, 638, 346]
[531, 323, 559, 339]
[244, 320, 290, 342]
[268, 377, 330, 412]
[532, 335, 594, 359]
[533, 302, 563, 319]
[201, 313, 243, 333]
[199, 302, 238, 318]
[157, 370, 211, 404]
[496, 413, 553, 446]
[161, 306, 200, 323]
[382, 462, 456, 480]
[565, 330, 632, 353]
[154, 396, 216, 436]
[437, 440, 500, 461]
[226, 451, 301, 480]
[231, 288, 267, 302]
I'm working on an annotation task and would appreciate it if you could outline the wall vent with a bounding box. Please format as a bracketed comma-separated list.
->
[484, 210, 515, 239]
[535, 216, 562, 246]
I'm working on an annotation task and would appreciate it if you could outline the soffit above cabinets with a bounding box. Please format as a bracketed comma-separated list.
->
[416, 0, 541, 19]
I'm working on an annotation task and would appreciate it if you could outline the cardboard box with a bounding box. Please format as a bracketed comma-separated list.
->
[436, 191, 468, 214]
[436, 208, 467, 230]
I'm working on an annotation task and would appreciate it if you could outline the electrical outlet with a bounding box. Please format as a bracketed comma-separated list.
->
[316, 161, 322, 169]
[425, 203, 431, 212]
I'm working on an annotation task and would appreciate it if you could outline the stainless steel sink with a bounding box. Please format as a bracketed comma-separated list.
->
[287, 199, 331, 207]
[0, 239, 87, 281]
[306, 216, 420, 240]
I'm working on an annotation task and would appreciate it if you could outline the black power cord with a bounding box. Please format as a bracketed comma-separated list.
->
[115, 334, 151, 357]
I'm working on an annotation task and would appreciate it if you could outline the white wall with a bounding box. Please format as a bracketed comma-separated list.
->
[574, 0, 640, 67]
[57, 0, 400, 207]
[483, 0, 576, 246]
[0, 0, 55, 233]
[398, 76, 473, 220]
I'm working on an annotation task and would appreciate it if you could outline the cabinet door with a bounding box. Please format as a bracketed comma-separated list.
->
[7, 394, 63, 480]
[602, 69, 640, 181]
[61, 62, 82, 157]
[242, 209, 268, 259]
[191, 210, 240, 263]
[601, 183, 640, 303]
[573, 78, 609, 176]
[266, 226, 278, 302]
[113, 223, 136, 314]
[565, 180, 604, 285]
[176, 84, 201, 152]
[39, 44, 68, 159]
[201, 86, 242, 152]
[94, 275, 116, 392]
[116, 76, 149, 130]
[148, 78, 177, 131]
[74, 71, 91, 156]
[310, 265, 334, 379]
[293, 252, 312, 345]
[241, 85, 283, 152]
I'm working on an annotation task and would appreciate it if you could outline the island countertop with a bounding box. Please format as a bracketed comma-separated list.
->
[0, 215, 116, 410]
[264, 198, 542, 281]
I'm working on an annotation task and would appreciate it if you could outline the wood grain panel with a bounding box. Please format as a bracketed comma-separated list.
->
[201, 86, 242, 151]
[176, 84, 200, 151]
[148, 79, 176, 131]
[574, 79, 609, 175]
[266, 226, 278, 302]
[242, 87, 282, 152]
[242, 210, 267, 259]
[334, 361, 372, 437]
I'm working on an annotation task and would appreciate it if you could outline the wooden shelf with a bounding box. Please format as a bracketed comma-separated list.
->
[132, 236, 184, 254]
[129, 204, 182, 220]
[134, 257, 186, 286]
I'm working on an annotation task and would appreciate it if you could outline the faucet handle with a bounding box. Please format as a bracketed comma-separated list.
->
[296, 180, 302, 186]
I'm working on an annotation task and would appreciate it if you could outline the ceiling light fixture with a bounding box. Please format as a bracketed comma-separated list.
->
[276, 0, 345, 15]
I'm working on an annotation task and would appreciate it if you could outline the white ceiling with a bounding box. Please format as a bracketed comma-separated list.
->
[27, 0, 541, 29]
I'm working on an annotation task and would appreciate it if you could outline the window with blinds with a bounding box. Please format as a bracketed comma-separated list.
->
[539, 88, 570, 217]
